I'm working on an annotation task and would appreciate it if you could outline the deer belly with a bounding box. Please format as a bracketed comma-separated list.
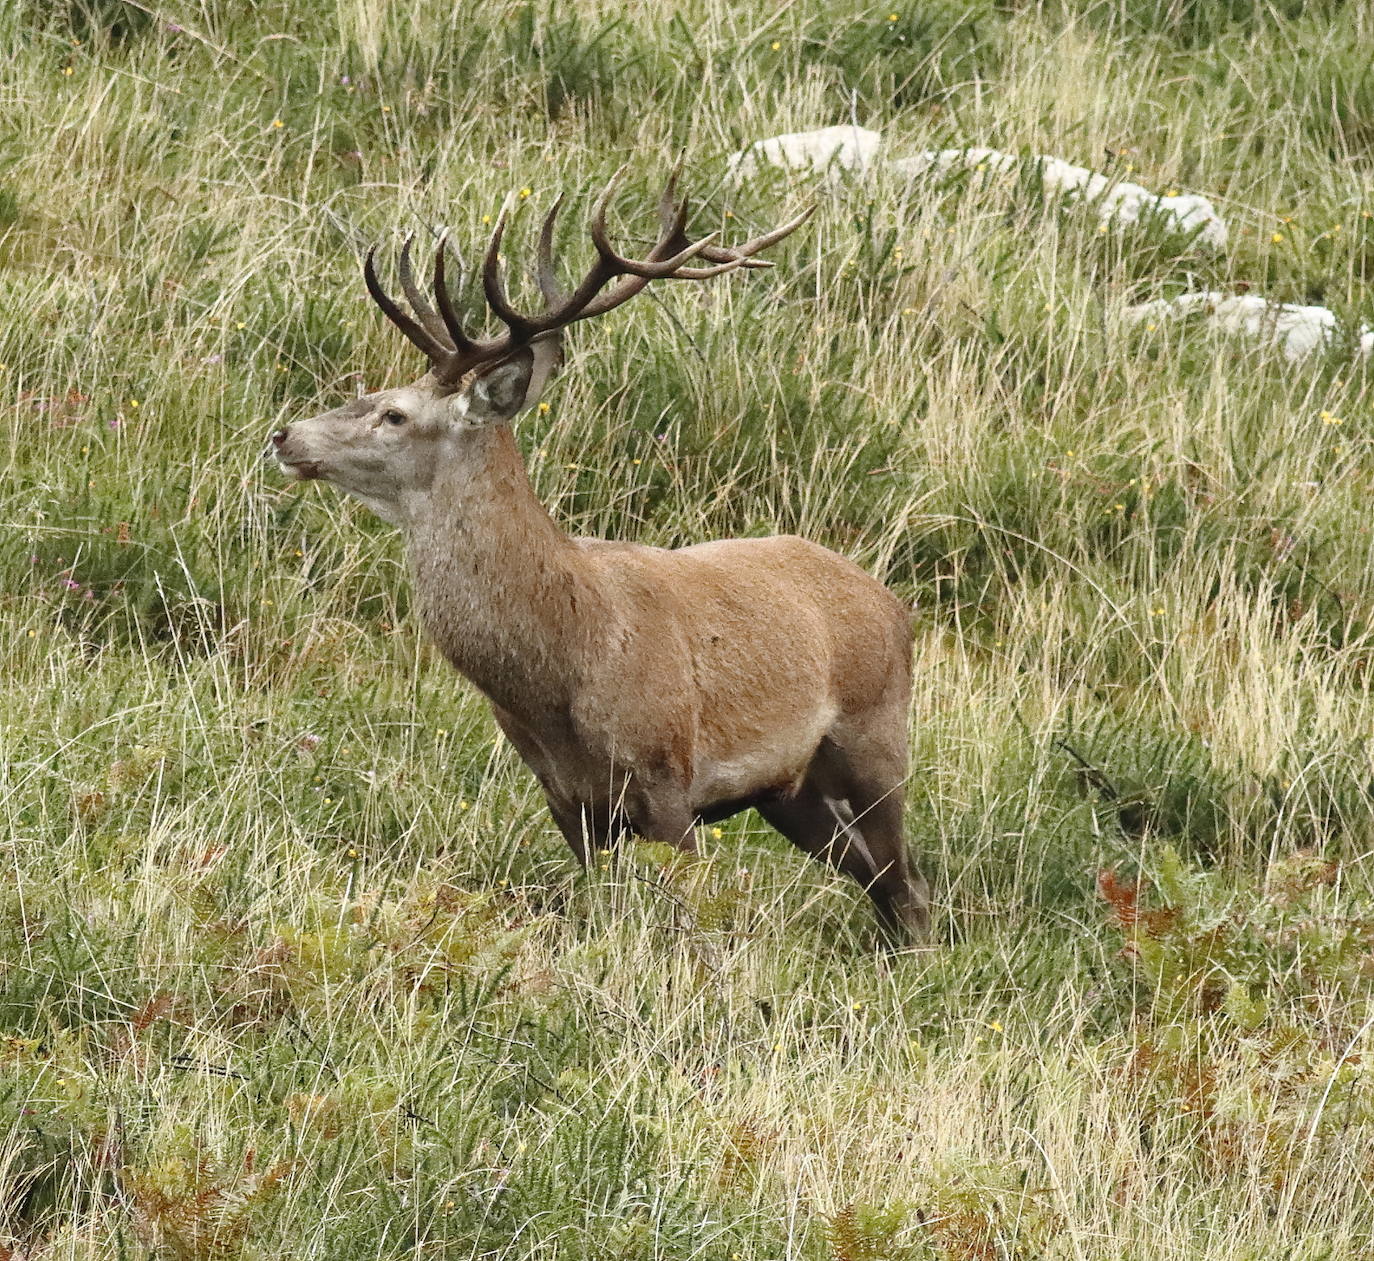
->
[690, 707, 835, 806]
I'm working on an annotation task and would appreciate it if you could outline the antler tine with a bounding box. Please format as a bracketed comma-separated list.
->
[589, 182, 726, 278]
[481, 207, 540, 341]
[673, 204, 815, 278]
[431, 232, 479, 357]
[654, 168, 767, 272]
[536, 195, 567, 304]
[364, 244, 452, 361]
[655, 173, 690, 249]
[398, 235, 456, 350]
[713, 203, 817, 261]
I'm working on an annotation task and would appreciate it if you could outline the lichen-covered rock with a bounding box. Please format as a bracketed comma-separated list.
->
[888, 148, 1228, 248]
[726, 126, 883, 182]
[1123, 291, 1374, 360]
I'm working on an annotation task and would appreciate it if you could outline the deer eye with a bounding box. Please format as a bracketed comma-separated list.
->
[382, 409, 407, 426]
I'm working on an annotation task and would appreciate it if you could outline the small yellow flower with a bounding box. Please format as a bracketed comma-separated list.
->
[235, 321, 246, 329]
[1065, 449, 1075, 458]
[537, 401, 551, 413]
[1320, 410, 1343, 425]
[270, 118, 284, 129]
[988, 1019, 1003, 1032]
[519, 187, 532, 199]
[347, 847, 357, 857]
[437, 728, 448, 736]
[1146, 322, 1157, 331]
[459, 799, 469, 810]
[1271, 232, 1284, 244]
[770, 40, 780, 50]
[381, 104, 391, 113]
[975, 162, 986, 172]
[887, 12, 899, 20]
[62, 66, 74, 77]
[482, 213, 492, 225]
[324, 797, 334, 804]
[709, 826, 722, 840]
[632, 458, 641, 465]
[1098, 223, 1109, 234]
[128, 398, 139, 408]
[1152, 607, 1165, 616]
[901, 306, 916, 315]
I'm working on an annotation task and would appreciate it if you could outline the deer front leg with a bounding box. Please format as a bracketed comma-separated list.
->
[543, 791, 623, 865]
[626, 780, 698, 854]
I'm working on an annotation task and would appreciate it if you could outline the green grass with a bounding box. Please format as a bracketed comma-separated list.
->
[4, 1, 1374, 1256]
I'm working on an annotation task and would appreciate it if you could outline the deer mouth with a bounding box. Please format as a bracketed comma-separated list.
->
[278, 458, 324, 481]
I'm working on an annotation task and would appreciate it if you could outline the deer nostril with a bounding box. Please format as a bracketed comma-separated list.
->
[271, 427, 288, 447]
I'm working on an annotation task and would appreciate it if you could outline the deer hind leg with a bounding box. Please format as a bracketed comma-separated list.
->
[760, 737, 930, 945]
[837, 767, 930, 945]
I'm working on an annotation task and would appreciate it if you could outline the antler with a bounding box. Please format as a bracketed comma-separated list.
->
[363, 169, 814, 388]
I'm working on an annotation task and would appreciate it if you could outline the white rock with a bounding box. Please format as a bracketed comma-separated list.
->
[889, 148, 1228, 248]
[1122, 291, 1374, 361]
[726, 125, 883, 182]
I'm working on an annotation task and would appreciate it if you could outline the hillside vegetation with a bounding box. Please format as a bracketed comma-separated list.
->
[3, 1, 1374, 1257]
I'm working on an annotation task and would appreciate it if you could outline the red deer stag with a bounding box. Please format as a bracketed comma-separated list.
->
[269, 172, 929, 942]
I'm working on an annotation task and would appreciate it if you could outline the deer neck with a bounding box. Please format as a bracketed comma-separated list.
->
[403, 423, 599, 716]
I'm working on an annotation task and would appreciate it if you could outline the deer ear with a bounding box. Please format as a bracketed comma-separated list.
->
[457, 334, 563, 427]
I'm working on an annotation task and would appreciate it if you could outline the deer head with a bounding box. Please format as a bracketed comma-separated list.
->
[270, 172, 811, 526]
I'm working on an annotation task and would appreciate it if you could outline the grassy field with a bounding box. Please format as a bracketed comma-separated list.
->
[4, 0, 1374, 1256]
